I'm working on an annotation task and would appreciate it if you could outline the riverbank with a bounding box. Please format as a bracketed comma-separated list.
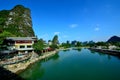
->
[89, 48, 120, 57]
[3, 50, 57, 74]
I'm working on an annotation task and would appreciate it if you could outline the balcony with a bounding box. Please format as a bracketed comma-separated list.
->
[17, 48, 33, 51]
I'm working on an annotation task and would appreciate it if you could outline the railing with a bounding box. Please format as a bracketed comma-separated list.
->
[89, 48, 120, 56]
[0, 53, 32, 66]
[17, 48, 33, 51]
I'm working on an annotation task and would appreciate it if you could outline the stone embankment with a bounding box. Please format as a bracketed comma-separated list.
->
[3, 51, 57, 74]
[89, 48, 120, 57]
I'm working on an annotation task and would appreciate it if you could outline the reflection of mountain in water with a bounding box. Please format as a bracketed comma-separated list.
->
[20, 61, 44, 79]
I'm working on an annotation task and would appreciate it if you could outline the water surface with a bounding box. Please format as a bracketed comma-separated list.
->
[20, 48, 120, 80]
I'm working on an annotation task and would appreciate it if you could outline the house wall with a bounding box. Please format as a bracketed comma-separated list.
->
[5, 37, 37, 54]
[14, 41, 34, 54]
[15, 43, 33, 50]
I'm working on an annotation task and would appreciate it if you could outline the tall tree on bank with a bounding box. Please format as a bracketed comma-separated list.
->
[52, 35, 59, 45]
[75, 41, 82, 47]
[50, 35, 59, 49]
[33, 38, 46, 53]
[61, 40, 71, 48]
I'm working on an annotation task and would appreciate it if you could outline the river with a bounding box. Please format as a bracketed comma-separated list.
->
[20, 48, 120, 80]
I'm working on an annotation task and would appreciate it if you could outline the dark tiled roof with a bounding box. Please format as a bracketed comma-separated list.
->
[6, 37, 37, 41]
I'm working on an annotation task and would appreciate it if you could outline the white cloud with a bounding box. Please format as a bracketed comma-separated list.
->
[54, 32, 60, 35]
[94, 27, 100, 31]
[62, 35, 68, 38]
[94, 24, 100, 31]
[69, 24, 78, 28]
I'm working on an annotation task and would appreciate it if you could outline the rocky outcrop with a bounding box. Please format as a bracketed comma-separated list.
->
[0, 5, 35, 37]
[107, 36, 120, 42]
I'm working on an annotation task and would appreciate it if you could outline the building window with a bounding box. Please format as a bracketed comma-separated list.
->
[20, 45, 25, 48]
[27, 45, 32, 48]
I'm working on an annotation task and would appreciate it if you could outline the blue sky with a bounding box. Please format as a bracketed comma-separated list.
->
[0, 0, 120, 42]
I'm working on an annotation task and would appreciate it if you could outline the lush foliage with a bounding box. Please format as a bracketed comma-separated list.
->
[50, 35, 59, 49]
[33, 39, 46, 51]
[52, 35, 59, 45]
[0, 31, 15, 44]
[0, 5, 35, 37]
[60, 40, 82, 48]
[0, 10, 9, 30]
[75, 41, 82, 47]
[50, 44, 59, 49]
[61, 41, 71, 48]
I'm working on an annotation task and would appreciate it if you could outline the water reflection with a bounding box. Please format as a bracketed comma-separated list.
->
[90, 50, 96, 54]
[90, 49, 107, 56]
[52, 52, 59, 60]
[42, 52, 60, 62]
[72, 47, 82, 52]
[76, 48, 82, 52]
[63, 49, 70, 52]
[20, 62, 45, 80]
[107, 55, 111, 60]
[20, 49, 120, 80]
[89, 49, 120, 60]
[20, 52, 60, 79]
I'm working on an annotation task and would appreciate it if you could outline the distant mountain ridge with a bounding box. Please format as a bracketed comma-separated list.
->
[0, 5, 35, 37]
[107, 36, 120, 42]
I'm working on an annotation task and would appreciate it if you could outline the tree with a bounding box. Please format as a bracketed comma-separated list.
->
[71, 40, 77, 47]
[60, 41, 71, 48]
[87, 40, 95, 47]
[48, 40, 52, 42]
[0, 31, 15, 44]
[52, 35, 59, 45]
[82, 41, 88, 46]
[95, 41, 106, 46]
[75, 41, 82, 47]
[66, 40, 71, 48]
[50, 35, 59, 49]
[33, 39, 46, 52]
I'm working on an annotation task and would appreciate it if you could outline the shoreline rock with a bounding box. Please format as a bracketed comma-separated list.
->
[88, 48, 120, 57]
[3, 51, 57, 74]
